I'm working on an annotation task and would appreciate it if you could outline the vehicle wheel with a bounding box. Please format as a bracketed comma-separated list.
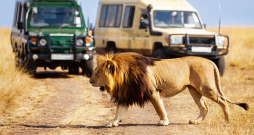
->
[68, 65, 80, 74]
[24, 61, 37, 75]
[213, 56, 225, 76]
[82, 60, 94, 78]
[107, 47, 117, 53]
[48, 66, 57, 70]
[23, 47, 37, 75]
[153, 49, 168, 59]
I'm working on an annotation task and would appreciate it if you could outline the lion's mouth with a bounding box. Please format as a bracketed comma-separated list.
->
[100, 86, 105, 91]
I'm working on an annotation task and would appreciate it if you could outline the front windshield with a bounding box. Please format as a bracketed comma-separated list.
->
[30, 7, 83, 28]
[153, 10, 202, 29]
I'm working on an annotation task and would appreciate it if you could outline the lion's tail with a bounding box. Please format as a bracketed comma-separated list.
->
[213, 63, 249, 111]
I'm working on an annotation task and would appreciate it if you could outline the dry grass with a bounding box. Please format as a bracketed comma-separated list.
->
[201, 27, 254, 134]
[207, 27, 254, 69]
[0, 28, 34, 115]
[201, 68, 254, 135]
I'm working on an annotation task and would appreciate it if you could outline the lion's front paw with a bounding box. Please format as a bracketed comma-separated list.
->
[158, 120, 169, 126]
[189, 120, 199, 125]
[105, 122, 118, 128]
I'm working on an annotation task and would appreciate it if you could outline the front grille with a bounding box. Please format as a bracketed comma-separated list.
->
[50, 37, 74, 47]
[189, 37, 215, 45]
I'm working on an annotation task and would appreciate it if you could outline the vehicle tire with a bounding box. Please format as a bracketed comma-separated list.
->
[153, 48, 168, 59]
[48, 66, 57, 70]
[23, 47, 37, 75]
[68, 65, 80, 75]
[213, 56, 225, 76]
[82, 60, 94, 78]
[24, 61, 37, 75]
[107, 47, 117, 53]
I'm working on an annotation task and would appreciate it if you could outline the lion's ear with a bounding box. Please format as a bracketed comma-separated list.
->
[107, 61, 115, 74]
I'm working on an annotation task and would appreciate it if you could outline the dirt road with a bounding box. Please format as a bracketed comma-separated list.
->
[1, 67, 253, 135]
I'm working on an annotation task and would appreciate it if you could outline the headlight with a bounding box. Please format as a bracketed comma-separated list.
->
[77, 39, 84, 46]
[39, 39, 47, 46]
[217, 37, 227, 46]
[170, 36, 183, 44]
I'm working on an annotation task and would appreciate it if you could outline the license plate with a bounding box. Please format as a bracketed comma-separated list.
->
[192, 47, 211, 53]
[51, 54, 74, 60]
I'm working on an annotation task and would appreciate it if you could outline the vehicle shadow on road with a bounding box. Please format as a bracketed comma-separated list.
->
[20, 123, 189, 129]
[33, 72, 73, 79]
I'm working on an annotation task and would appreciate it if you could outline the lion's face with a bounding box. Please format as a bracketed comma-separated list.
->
[89, 65, 106, 91]
[89, 62, 115, 92]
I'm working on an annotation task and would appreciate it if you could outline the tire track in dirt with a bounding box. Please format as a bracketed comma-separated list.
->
[7, 72, 88, 134]
[6, 70, 205, 135]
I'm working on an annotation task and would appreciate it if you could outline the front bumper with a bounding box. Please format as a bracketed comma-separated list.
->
[27, 53, 94, 61]
[28, 35, 95, 61]
[166, 34, 229, 59]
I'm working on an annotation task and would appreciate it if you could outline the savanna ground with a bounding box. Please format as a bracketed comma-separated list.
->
[0, 27, 253, 135]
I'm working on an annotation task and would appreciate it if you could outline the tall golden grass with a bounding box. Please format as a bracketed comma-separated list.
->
[207, 27, 254, 69]
[0, 28, 34, 114]
[203, 27, 254, 134]
[202, 71, 254, 135]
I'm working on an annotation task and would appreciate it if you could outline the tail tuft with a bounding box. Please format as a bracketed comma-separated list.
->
[239, 103, 249, 111]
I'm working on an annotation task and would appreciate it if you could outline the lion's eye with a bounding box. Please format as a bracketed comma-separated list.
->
[96, 72, 99, 76]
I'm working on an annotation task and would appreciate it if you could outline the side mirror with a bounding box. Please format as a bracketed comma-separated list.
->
[17, 22, 23, 30]
[203, 24, 206, 29]
[139, 22, 147, 29]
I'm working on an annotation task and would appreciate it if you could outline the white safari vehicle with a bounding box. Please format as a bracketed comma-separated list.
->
[94, 0, 229, 75]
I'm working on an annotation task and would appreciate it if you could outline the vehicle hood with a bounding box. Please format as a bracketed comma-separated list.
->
[153, 28, 216, 36]
[28, 29, 86, 36]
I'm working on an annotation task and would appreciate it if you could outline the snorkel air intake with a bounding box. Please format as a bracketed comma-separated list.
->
[147, 4, 162, 36]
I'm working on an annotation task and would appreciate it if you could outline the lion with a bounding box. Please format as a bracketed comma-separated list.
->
[89, 52, 249, 128]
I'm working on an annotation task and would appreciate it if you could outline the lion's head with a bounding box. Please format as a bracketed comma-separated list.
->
[89, 52, 159, 107]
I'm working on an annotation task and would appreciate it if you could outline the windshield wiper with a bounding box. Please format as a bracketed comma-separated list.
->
[36, 24, 59, 29]
[170, 26, 183, 28]
[157, 26, 183, 28]
[36, 25, 49, 29]
[59, 24, 77, 29]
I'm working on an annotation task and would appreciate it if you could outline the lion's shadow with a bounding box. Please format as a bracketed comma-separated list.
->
[19, 123, 189, 129]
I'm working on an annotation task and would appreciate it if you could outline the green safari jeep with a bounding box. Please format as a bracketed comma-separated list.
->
[11, 0, 95, 77]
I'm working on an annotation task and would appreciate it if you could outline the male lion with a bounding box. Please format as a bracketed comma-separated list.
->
[89, 52, 249, 128]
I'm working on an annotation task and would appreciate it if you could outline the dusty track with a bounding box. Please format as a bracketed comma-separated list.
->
[1, 67, 253, 135]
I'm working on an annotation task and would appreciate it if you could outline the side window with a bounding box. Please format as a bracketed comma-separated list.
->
[13, 3, 21, 27]
[99, 5, 107, 27]
[115, 6, 123, 27]
[123, 6, 135, 28]
[139, 10, 149, 29]
[105, 5, 118, 27]
[99, 5, 123, 27]
[17, 4, 23, 23]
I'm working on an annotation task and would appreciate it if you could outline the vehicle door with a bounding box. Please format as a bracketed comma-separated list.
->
[118, 5, 136, 52]
[12, 2, 26, 58]
[134, 10, 151, 55]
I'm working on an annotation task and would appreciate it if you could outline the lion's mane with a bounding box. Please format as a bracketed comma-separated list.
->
[97, 52, 159, 107]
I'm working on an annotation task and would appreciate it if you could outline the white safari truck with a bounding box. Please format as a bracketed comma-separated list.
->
[94, 0, 229, 75]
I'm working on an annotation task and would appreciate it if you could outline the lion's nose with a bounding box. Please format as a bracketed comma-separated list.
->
[89, 80, 93, 84]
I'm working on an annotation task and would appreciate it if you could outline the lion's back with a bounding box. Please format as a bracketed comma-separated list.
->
[147, 56, 216, 89]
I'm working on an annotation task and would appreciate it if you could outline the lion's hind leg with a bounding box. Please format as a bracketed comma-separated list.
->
[188, 86, 208, 124]
[198, 85, 230, 122]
